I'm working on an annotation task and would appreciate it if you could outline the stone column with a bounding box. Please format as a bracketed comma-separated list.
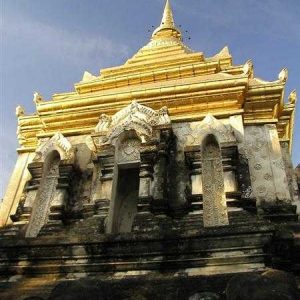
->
[50, 164, 74, 218]
[90, 161, 103, 203]
[151, 129, 172, 214]
[82, 158, 103, 218]
[98, 147, 116, 233]
[98, 150, 115, 203]
[138, 151, 155, 215]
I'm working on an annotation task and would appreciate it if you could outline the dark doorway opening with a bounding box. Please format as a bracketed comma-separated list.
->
[113, 166, 140, 233]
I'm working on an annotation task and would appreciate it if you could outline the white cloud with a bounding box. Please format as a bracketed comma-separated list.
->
[0, 12, 130, 67]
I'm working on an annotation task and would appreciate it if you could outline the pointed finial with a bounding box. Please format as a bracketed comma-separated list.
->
[33, 92, 43, 104]
[16, 105, 25, 117]
[161, 0, 175, 28]
[152, 0, 181, 40]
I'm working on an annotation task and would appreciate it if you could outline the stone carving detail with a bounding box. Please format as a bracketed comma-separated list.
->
[26, 157, 60, 237]
[254, 164, 262, 170]
[202, 136, 229, 227]
[34, 133, 73, 162]
[117, 137, 141, 163]
[93, 101, 171, 147]
[244, 186, 253, 199]
[95, 114, 111, 133]
[264, 173, 272, 181]
[158, 106, 171, 125]
[187, 114, 236, 147]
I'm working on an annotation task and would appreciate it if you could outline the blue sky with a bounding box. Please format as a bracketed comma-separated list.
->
[0, 0, 299, 197]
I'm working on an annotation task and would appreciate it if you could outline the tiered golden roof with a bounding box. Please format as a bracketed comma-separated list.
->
[16, 0, 296, 152]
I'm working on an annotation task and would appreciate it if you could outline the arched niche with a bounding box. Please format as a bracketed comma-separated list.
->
[106, 130, 142, 234]
[25, 150, 61, 237]
[24, 133, 75, 238]
[201, 134, 229, 227]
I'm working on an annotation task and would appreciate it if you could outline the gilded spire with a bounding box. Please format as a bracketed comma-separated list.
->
[161, 0, 175, 28]
[152, 0, 181, 40]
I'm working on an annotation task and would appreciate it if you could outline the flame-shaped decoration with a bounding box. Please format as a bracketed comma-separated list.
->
[288, 90, 297, 104]
[278, 68, 288, 83]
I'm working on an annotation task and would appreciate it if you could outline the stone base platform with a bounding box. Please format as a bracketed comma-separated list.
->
[0, 214, 274, 299]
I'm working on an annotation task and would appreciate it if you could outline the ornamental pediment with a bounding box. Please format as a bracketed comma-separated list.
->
[91, 101, 171, 147]
[33, 132, 74, 162]
[187, 114, 237, 146]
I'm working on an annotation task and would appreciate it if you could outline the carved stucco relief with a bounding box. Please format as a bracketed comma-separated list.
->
[187, 114, 236, 147]
[24, 133, 75, 237]
[92, 101, 171, 148]
[34, 132, 74, 162]
[202, 137, 229, 227]
[117, 136, 141, 163]
[26, 157, 60, 237]
[242, 125, 291, 205]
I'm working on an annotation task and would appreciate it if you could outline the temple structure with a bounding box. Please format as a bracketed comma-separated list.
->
[0, 1, 299, 299]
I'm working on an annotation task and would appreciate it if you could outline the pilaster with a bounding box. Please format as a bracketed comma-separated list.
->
[137, 150, 156, 216]
[151, 129, 172, 214]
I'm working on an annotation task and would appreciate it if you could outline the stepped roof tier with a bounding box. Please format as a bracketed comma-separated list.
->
[16, 0, 296, 152]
